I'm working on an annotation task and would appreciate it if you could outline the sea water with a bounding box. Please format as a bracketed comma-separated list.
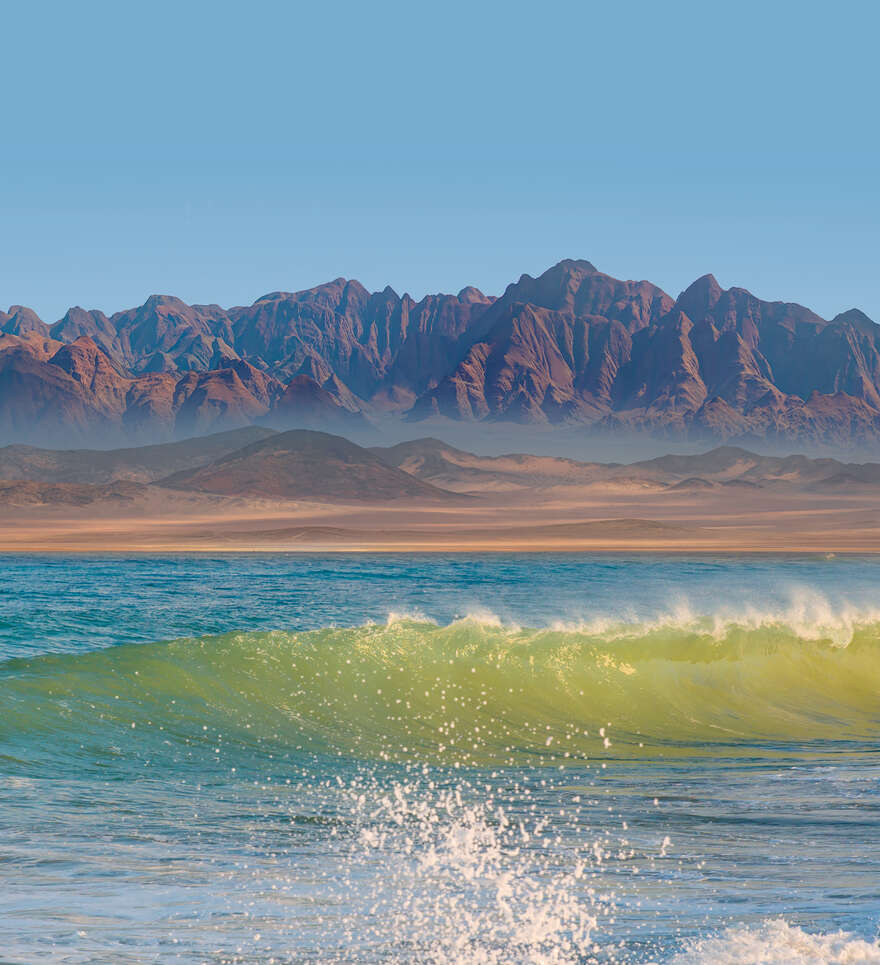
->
[1, 554, 879, 963]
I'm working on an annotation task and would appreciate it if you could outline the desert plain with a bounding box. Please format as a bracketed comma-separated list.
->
[1, 429, 879, 553]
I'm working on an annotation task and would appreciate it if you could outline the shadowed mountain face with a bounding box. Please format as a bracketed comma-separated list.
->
[410, 263, 880, 442]
[409, 260, 674, 424]
[259, 374, 371, 434]
[3, 259, 880, 445]
[0, 307, 50, 338]
[0, 333, 287, 445]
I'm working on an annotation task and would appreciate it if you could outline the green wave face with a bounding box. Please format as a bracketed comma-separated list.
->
[3, 616, 880, 769]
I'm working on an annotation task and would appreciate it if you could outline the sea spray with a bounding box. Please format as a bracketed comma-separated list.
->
[331, 773, 614, 964]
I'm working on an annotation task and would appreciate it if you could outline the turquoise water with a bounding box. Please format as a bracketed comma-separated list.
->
[1, 554, 880, 963]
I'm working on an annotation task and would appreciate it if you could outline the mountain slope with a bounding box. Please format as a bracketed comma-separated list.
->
[373, 437, 605, 491]
[409, 260, 683, 423]
[4, 259, 880, 445]
[160, 429, 457, 501]
[375, 438, 880, 494]
[1, 306, 50, 338]
[410, 261, 880, 444]
[0, 426, 276, 484]
[260, 374, 371, 433]
[0, 334, 285, 444]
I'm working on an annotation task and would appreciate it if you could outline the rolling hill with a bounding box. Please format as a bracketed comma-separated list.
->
[160, 429, 458, 502]
[0, 426, 276, 484]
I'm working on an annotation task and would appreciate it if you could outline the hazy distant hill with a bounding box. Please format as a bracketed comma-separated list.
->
[0, 479, 148, 506]
[375, 438, 880, 495]
[0, 426, 276, 484]
[4, 426, 880, 505]
[160, 429, 457, 502]
[4, 259, 880, 445]
[372, 437, 606, 491]
[633, 446, 880, 490]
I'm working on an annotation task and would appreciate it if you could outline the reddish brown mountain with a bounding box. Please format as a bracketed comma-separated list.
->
[0, 334, 282, 444]
[4, 260, 880, 445]
[409, 261, 880, 445]
[50, 307, 119, 359]
[226, 279, 494, 401]
[1, 306, 50, 338]
[410, 260, 675, 423]
[261, 374, 371, 433]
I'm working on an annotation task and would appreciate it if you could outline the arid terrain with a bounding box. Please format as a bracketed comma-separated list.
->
[5, 259, 880, 449]
[2, 428, 879, 552]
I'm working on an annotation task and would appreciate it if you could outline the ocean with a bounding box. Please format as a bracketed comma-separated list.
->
[1, 553, 879, 964]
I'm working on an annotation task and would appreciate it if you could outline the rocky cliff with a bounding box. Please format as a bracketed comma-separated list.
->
[3, 259, 879, 445]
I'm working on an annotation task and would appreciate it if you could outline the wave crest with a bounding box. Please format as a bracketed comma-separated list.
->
[3, 612, 880, 767]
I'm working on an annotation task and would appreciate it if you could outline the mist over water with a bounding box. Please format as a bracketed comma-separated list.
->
[2, 554, 880, 962]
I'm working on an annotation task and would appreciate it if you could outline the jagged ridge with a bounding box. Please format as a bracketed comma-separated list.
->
[2, 259, 879, 445]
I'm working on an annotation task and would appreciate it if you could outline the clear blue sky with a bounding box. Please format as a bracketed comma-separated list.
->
[2, 0, 877, 323]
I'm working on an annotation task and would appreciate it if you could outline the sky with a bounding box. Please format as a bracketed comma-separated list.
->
[1, 0, 878, 323]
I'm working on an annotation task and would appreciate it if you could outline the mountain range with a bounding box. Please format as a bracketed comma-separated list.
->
[4, 260, 880, 446]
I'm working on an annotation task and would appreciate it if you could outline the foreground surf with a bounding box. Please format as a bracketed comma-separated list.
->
[3, 613, 880, 768]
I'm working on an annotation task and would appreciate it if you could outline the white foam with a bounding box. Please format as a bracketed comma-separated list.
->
[492, 588, 880, 648]
[369, 587, 880, 650]
[670, 919, 880, 964]
[455, 609, 512, 630]
[384, 610, 438, 627]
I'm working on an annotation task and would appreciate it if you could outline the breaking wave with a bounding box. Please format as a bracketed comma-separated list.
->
[3, 608, 880, 768]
